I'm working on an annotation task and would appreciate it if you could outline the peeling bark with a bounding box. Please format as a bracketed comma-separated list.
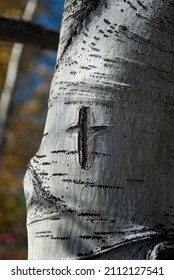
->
[24, 0, 174, 259]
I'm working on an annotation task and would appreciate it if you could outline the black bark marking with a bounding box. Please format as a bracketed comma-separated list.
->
[51, 150, 77, 155]
[126, 178, 145, 183]
[60, 0, 101, 58]
[136, 0, 147, 10]
[91, 47, 100, 52]
[66, 106, 110, 170]
[107, 29, 113, 34]
[52, 173, 68, 176]
[40, 172, 49, 176]
[93, 36, 100, 40]
[92, 151, 111, 156]
[62, 178, 122, 189]
[27, 164, 66, 207]
[118, 25, 128, 32]
[127, 0, 137, 11]
[103, 18, 111, 25]
[51, 237, 70, 240]
[99, 29, 105, 34]
[35, 154, 46, 158]
[35, 231, 51, 234]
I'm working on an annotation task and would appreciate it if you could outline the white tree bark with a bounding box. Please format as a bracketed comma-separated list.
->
[24, 0, 174, 259]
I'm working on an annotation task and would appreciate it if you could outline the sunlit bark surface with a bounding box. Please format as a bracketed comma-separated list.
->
[24, 0, 174, 259]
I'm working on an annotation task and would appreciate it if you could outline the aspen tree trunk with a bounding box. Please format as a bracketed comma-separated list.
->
[24, 0, 174, 259]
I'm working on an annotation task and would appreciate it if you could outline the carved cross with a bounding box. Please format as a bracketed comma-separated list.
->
[67, 106, 110, 170]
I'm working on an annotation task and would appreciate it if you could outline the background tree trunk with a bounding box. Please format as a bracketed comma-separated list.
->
[24, 0, 174, 259]
[0, 16, 59, 51]
[0, 0, 38, 148]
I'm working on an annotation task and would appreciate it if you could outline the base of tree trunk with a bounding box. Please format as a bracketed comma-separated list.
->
[85, 236, 174, 260]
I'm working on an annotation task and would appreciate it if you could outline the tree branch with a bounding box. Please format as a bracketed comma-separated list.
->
[0, 16, 59, 51]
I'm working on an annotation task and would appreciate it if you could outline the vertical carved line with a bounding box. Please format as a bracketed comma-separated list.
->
[67, 106, 111, 170]
[78, 106, 90, 170]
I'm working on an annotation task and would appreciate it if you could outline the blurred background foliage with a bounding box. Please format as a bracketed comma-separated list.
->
[0, 0, 64, 259]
